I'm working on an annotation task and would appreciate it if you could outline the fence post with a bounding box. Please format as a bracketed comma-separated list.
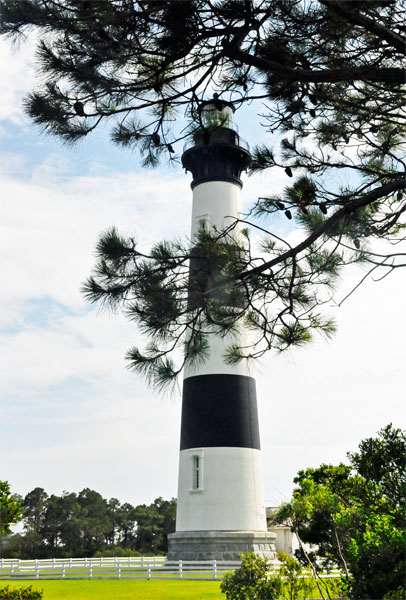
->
[88, 564, 92, 580]
[62, 565, 66, 579]
[179, 560, 183, 579]
[213, 560, 218, 579]
[141, 556, 144, 568]
[35, 563, 39, 580]
[147, 564, 151, 580]
[117, 565, 121, 580]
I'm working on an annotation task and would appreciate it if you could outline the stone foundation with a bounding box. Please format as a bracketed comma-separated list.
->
[167, 530, 277, 561]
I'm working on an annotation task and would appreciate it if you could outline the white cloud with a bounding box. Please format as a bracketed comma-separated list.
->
[0, 37, 36, 124]
[0, 159, 190, 314]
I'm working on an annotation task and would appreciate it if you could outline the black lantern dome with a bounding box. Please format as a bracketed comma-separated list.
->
[182, 95, 251, 189]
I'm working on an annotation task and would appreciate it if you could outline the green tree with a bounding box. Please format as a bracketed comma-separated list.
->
[76, 488, 111, 555]
[276, 424, 406, 600]
[0, 481, 21, 535]
[105, 497, 121, 546]
[133, 497, 176, 554]
[37, 491, 100, 557]
[22, 488, 48, 536]
[41, 489, 113, 557]
[114, 502, 137, 548]
[0, 1, 404, 387]
[39, 493, 74, 555]
[151, 497, 176, 553]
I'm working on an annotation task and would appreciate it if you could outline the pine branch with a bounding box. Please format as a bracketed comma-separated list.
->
[321, 0, 406, 54]
[224, 43, 405, 84]
[240, 179, 405, 281]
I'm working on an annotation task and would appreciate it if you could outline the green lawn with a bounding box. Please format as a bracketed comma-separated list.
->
[1, 580, 224, 600]
[0, 578, 345, 599]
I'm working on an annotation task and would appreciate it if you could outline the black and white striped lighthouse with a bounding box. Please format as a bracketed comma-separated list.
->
[167, 98, 276, 561]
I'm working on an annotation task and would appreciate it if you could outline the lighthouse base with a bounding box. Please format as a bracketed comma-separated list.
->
[167, 530, 277, 562]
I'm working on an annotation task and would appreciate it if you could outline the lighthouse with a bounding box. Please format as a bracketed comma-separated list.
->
[167, 97, 276, 561]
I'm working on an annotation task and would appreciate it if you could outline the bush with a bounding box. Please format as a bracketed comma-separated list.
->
[220, 551, 345, 600]
[220, 552, 282, 600]
[278, 552, 314, 600]
[383, 588, 406, 600]
[94, 546, 143, 557]
[0, 586, 43, 600]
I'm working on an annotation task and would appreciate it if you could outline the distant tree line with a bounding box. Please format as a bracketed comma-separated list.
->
[4, 489, 175, 559]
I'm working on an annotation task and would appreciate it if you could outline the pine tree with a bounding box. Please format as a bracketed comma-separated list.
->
[1, 0, 404, 388]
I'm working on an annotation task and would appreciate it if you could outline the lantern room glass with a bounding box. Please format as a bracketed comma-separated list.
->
[200, 102, 235, 130]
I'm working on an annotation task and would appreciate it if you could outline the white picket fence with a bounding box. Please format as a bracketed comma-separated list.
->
[0, 556, 239, 581]
[0, 556, 342, 582]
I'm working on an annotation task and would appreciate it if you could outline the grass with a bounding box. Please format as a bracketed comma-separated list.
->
[1, 579, 224, 599]
[0, 579, 345, 599]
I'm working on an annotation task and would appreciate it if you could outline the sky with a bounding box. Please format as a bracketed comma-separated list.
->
[0, 35, 404, 520]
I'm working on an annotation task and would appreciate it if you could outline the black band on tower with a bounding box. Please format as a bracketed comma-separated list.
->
[180, 374, 260, 450]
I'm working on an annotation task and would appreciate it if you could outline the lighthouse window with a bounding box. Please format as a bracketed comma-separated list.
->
[198, 218, 208, 231]
[193, 455, 200, 489]
[190, 450, 204, 492]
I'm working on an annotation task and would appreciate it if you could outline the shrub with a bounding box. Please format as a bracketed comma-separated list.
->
[0, 586, 43, 600]
[94, 546, 143, 557]
[383, 588, 406, 600]
[220, 552, 282, 600]
[278, 552, 314, 600]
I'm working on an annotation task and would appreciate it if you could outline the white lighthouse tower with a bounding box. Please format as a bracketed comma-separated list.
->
[167, 97, 276, 561]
